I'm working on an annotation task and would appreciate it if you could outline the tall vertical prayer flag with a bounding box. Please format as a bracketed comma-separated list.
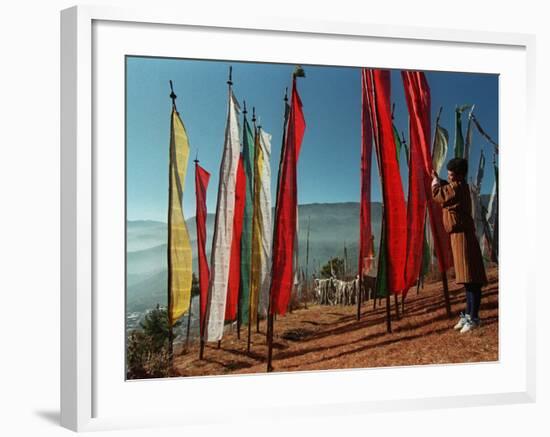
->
[471, 151, 486, 240]
[393, 123, 405, 165]
[492, 163, 499, 263]
[250, 128, 273, 322]
[464, 106, 475, 161]
[454, 106, 465, 158]
[364, 69, 407, 294]
[358, 69, 374, 277]
[454, 105, 473, 158]
[270, 75, 306, 315]
[475, 149, 486, 188]
[432, 124, 449, 174]
[402, 71, 453, 273]
[225, 157, 246, 321]
[204, 88, 241, 341]
[167, 106, 193, 326]
[293, 209, 300, 289]
[194, 162, 210, 338]
[238, 112, 255, 325]
[401, 71, 429, 293]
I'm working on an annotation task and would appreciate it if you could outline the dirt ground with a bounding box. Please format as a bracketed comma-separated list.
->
[172, 266, 498, 376]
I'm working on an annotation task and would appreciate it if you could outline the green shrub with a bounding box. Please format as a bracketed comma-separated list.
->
[126, 304, 181, 379]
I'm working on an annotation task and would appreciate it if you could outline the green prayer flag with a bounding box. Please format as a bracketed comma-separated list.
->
[393, 123, 403, 165]
[454, 105, 472, 159]
[238, 115, 255, 325]
[432, 124, 449, 174]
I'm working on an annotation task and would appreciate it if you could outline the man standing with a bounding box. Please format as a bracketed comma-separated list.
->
[432, 158, 487, 333]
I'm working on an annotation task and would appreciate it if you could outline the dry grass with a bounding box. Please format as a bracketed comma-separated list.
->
[171, 266, 498, 377]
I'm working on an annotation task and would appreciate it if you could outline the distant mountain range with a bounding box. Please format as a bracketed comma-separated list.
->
[126, 196, 492, 317]
[126, 202, 382, 315]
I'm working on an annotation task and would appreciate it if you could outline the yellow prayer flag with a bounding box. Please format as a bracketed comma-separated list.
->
[249, 132, 263, 325]
[168, 107, 192, 326]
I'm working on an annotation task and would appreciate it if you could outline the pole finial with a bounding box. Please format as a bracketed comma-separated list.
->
[252, 106, 256, 123]
[227, 66, 233, 86]
[169, 80, 177, 107]
[243, 99, 247, 114]
[284, 87, 288, 102]
[292, 65, 306, 78]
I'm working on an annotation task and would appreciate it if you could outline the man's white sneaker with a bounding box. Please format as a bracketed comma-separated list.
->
[453, 313, 469, 330]
[460, 318, 480, 334]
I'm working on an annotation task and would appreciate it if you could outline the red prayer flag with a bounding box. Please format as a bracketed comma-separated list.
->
[270, 76, 306, 315]
[401, 74, 428, 292]
[195, 162, 211, 339]
[402, 71, 453, 273]
[225, 156, 246, 321]
[359, 70, 374, 276]
[364, 69, 407, 293]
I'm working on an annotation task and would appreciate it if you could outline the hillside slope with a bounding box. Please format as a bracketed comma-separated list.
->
[169, 266, 498, 377]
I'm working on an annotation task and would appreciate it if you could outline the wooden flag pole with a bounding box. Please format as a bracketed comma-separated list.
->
[394, 293, 400, 319]
[266, 310, 274, 372]
[185, 302, 192, 352]
[251, 114, 262, 334]
[304, 216, 310, 310]
[199, 340, 205, 360]
[236, 98, 250, 343]
[246, 106, 257, 354]
[356, 272, 363, 320]
[247, 317, 252, 353]
[430, 106, 452, 318]
[166, 80, 179, 372]
[386, 293, 392, 333]
[367, 69, 391, 333]
[380, 216, 392, 333]
[194, 156, 207, 361]
[266, 84, 293, 373]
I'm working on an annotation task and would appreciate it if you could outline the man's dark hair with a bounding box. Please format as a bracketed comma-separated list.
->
[446, 157, 468, 177]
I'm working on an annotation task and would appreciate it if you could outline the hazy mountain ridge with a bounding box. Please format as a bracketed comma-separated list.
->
[126, 202, 381, 315]
[126, 197, 493, 316]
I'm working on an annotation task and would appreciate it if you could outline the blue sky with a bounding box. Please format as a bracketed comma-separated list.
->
[126, 57, 498, 222]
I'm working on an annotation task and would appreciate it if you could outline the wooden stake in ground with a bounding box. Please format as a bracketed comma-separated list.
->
[394, 293, 400, 319]
[356, 273, 362, 321]
[441, 271, 451, 318]
[266, 311, 274, 372]
[304, 216, 310, 310]
[385, 293, 392, 333]
[185, 302, 192, 351]
[199, 338, 205, 360]
[247, 319, 252, 353]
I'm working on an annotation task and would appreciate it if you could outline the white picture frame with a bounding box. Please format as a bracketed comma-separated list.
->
[60, 5, 536, 432]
